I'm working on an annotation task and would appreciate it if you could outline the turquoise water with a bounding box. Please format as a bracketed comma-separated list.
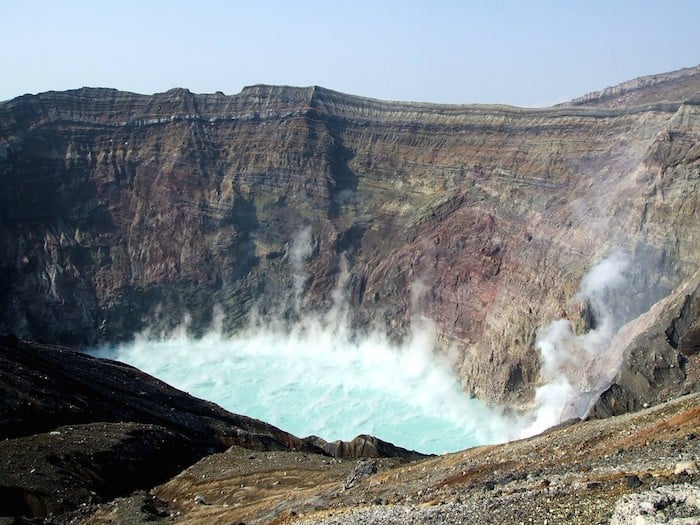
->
[93, 320, 519, 455]
[91, 253, 630, 453]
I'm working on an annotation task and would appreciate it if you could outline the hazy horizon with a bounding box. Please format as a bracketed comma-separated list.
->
[3, 0, 699, 107]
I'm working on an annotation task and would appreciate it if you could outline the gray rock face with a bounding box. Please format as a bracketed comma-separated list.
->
[589, 271, 700, 419]
[1, 69, 699, 409]
[565, 64, 700, 108]
[344, 459, 378, 489]
[610, 484, 700, 525]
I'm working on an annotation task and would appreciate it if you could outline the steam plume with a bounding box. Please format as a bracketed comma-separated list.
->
[94, 231, 639, 453]
[522, 251, 632, 436]
[94, 228, 521, 453]
[290, 226, 313, 308]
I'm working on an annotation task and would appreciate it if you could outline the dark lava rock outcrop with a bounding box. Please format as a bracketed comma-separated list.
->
[307, 434, 428, 462]
[0, 338, 314, 449]
[0, 66, 699, 409]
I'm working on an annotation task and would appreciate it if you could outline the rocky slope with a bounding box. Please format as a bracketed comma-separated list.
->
[0, 338, 423, 521]
[564, 65, 700, 108]
[590, 270, 700, 419]
[0, 336, 698, 524]
[155, 392, 700, 525]
[2, 66, 699, 411]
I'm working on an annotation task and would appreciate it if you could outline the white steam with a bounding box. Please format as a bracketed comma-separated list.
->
[290, 226, 313, 308]
[92, 227, 636, 453]
[576, 249, 630, 309]
[95, 294, 517, 454]
[93, 228, 522, 454]
[521, 251, 631, 437]
[290, 225, 314, 267]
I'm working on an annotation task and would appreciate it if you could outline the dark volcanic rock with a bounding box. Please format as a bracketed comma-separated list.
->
[0, 422, 194, 518]
[589, 271, 700, 419]
[0, 339, 426, 521]
[0, 339, 313, 450]
[305, 434, 428, 462]
[0, 338, 314, 519]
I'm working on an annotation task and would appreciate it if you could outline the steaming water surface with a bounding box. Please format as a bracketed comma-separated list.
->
[93, 323, 517, 454]
[92, 252, 632, 452]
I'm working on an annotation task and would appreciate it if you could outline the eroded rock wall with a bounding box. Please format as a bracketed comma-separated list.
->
[1, 78, 699, 406]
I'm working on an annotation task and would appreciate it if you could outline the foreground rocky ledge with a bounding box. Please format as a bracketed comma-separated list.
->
[1, 338, 699, 524]
[0, 338, 424, 522]
[88, 393, 700, 525]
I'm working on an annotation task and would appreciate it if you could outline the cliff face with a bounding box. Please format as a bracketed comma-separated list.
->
[1, 69, 699, 406]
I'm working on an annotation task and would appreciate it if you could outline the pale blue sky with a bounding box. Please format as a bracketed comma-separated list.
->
[2, 0, 699, 106]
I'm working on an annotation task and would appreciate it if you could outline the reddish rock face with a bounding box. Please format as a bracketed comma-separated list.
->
[1, 69, 699, 406]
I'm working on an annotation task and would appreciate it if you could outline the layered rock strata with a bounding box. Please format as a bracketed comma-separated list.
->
[1, 67, 699, 407]
[1, 337, 698, 524]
